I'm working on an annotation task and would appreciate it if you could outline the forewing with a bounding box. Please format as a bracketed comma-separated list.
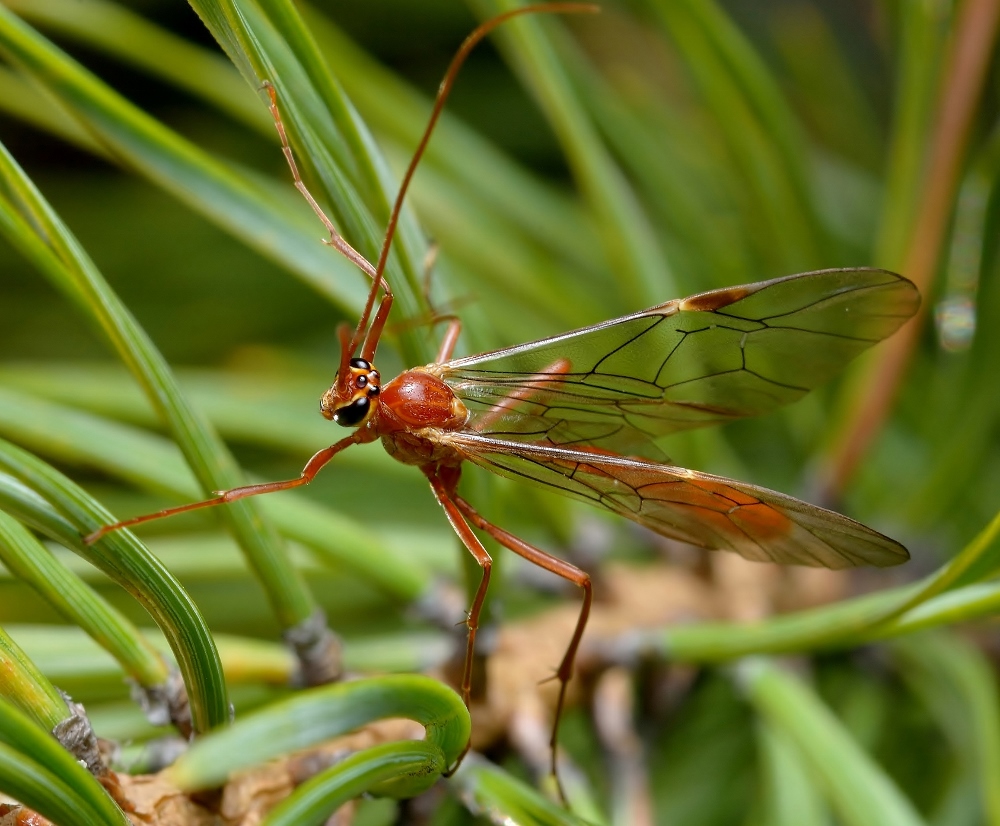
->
[442, 268, 919, 439]
[442, 432, 909, 569]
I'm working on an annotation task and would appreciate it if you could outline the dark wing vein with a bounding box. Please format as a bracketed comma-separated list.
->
[441, 268, 920, 440]
[441, 432, 909, 569]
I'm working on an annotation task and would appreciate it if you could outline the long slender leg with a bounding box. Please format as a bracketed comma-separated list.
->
[420, 242, 462, 363]
[410, 245, 461, 365]
[262, 82, 380, 283]
[435, 318, 462, 364]
[85, 433, 362, 544]
[264, 81, 395, 367]
[425, 469, 492, 713]
[421, 243, 440, 309]
[453, 492, 592, 787]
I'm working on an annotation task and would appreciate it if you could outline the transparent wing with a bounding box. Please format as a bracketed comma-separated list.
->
[441, 268, 919, 440]
[441, 432, 909, 568]
[459, 408, 670, 460]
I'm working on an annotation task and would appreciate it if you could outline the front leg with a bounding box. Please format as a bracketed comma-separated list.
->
[85, 433, 363, 544]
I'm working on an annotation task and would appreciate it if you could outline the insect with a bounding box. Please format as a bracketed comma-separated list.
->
[85, 2, 917, 781]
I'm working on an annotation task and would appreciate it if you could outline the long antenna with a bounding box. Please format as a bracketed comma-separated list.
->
[347, 2, 599, 358]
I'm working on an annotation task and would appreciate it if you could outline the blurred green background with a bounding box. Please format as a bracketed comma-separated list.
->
[0, 0, 999, 823]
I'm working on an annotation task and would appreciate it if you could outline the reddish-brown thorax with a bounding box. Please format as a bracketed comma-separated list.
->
[377, 368, 467, 432]
[375, 368, 468, 467]
[320, 365, 469, 467]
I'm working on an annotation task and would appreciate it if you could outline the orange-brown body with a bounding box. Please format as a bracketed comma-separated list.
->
[371, 368, 469, 467]
[83, 30, 919, 799]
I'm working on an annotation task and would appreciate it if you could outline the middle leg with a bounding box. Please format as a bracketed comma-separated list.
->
[425, 467, 492, 711]
[453, 492, 593, 783]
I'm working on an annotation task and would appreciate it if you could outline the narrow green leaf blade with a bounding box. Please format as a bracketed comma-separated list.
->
[0, 697, 131, 826]
[0, 437, 230, 733]
[263, 740, 443, 825]
[167, 674, 469, 791]
[0, 508, 169, 688]
[740, 658, 927, 826]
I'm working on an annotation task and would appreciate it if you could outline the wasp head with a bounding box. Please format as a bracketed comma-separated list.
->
[320, 355, 381, 428]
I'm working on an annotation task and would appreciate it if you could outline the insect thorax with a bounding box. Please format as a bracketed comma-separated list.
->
[375, 369, 469, 467]
[380, 428, 462, 467]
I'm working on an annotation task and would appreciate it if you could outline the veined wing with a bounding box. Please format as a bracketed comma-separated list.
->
[441, 431, 909, 568]
[441, 268, 919, 440]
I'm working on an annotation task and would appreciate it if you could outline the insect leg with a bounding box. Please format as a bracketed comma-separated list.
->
[421, 240, 463, 363]
[421, 242, 440, 309]
[85, 433, 362, 544]
[261, 82, 381, 284]
[416, 241, 462, 362]
[435, 318, 463, 363]
[453, 493, 592, 787]
[425, 470, 492, 711]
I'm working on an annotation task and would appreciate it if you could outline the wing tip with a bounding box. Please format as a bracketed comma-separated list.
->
[675, 267, 920, 322]
[857, 536, 911, 569]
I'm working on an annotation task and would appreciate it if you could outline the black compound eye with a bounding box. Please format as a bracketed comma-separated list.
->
[349, 358, 371, 371]
[332, 396, 370, 427]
